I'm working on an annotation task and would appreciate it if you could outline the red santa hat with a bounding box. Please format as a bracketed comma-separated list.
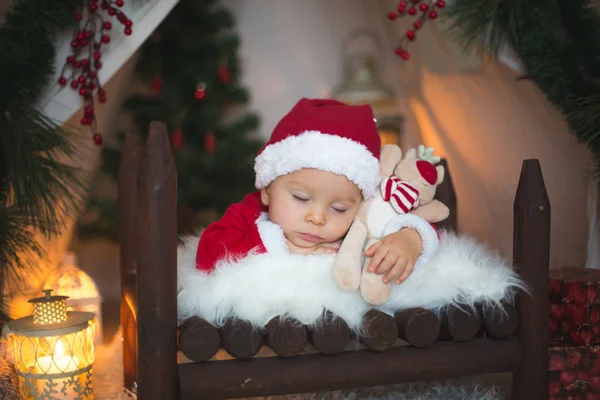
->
[254, 98, 382, 199]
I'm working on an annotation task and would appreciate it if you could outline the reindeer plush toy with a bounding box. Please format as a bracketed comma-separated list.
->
[332, 144, 449, 305]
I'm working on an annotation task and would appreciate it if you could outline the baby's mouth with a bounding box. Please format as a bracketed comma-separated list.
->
[298, 233, 323, 243]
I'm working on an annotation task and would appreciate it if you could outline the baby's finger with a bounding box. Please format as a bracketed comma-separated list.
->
[367, 247, 388, 272]
[395, 261, 415, 284]
[385, 260, 407, 284]
[364, 241, 382, 257]
[376, 252, 397, 276]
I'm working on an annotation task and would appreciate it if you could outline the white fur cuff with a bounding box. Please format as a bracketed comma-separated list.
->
[383, 213, 440, 269]
[256, 213, 288, 255]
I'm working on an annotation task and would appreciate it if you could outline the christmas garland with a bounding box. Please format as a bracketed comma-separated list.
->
[442, 0, 600, 177]
[0, 0, 85, 290]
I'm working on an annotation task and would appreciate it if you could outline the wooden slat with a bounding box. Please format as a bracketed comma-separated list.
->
[512, 159, 550, 400]
[179, 337, 521, 399]
[433, 158, 457, 232]
[117, 131, 143, 390]
[136, 122, 178, 397]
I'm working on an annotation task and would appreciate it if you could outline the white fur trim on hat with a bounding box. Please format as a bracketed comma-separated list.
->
[383, 213, 440, 270]
[254, 131, 381, 199]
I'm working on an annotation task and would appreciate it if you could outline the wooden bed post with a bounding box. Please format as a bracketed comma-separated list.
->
[136, 122, 179, 397]
[512, 159, 550, 400]
[434, 158, 457, 232]
[118, 131, 143, 390]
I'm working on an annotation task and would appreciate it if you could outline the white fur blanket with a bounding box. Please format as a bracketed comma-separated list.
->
[178, 231, 525, 330]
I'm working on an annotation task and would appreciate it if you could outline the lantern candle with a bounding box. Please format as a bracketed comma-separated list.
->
[3, 290, 95, 399]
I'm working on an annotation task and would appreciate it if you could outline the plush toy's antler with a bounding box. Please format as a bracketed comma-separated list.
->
[417, 145, 441, 165]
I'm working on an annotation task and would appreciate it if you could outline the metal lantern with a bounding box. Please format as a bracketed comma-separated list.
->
[2, 290, 95, 399]
[331, 30, 404, 147]
[44, 252, 103, 343]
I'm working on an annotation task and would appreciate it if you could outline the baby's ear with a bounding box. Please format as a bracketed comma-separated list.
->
[260, 188, 269, 206]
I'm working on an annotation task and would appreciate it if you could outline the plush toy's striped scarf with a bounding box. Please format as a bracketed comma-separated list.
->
[381, 176, 420, 214]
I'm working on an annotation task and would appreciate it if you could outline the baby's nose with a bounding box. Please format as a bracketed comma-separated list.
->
[306, 208, 325, 225]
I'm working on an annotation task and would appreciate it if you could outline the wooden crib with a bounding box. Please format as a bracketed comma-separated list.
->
[118, 122, 549, 399]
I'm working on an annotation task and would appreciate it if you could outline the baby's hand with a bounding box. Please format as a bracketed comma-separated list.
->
[365, 229, 422, 284]
[286, 240, 342, 255]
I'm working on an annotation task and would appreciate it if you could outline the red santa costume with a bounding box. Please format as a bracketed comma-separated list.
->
[195, 98, 439, 273]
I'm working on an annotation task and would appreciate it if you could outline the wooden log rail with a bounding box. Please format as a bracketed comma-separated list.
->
[178, 302, 519, 362]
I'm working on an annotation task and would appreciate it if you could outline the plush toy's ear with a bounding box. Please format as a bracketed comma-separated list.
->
[405, 148, 417, 160]
[380, 144, 403, 178]
[436, 165, 445, 185]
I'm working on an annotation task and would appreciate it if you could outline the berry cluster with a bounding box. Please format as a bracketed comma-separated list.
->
[57, 0, 134, 146]
[387, 0, 446, 61]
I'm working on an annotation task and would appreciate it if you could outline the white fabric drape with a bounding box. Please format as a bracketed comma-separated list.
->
[224, 0, 592, 269]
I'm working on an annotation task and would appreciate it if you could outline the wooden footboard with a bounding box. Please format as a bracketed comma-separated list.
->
[119, 122, 550, 400]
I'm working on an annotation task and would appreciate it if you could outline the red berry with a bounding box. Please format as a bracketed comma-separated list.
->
[406, 30, 416, 41]
[76, 32, 84, 41]
[388, 11, 397, 20]
[93, 133, 103, 146]
[95, 61, 102, 69]
[89, 3, 98, 11]
[70, 80, 79, 89]
[101, 1, 109, 9]
[413, 20, 422, 29]
[58, 76, 67, 86]
[67, 56, 75, 63]
[436, 0, 446, 7]
[84, 30, 92, 39]
[89, 70, 97, 78]
[71, 40, 79, 48]
[102, 35, 110, 43]
[88, 82, 96, 90]
[125, 20, 133, 28]
[108, 7, 116, 15]
[93, 52, 101, 60]
[124, 27, 132, 36]
[75, 13, 83, 21]
[79, 88, 88, 96]
[419, 3, 428, 11]
[103, 21, 112, 30]
[429, 10, 438, 19]
[116, 0, 124, 6]
[408, 7, 416, 15]
[85, 106, 94, 114]
[78, 75, 86, 83]
[99, 94, 106, 103]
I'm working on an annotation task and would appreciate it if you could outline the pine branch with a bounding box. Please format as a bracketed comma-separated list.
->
[0, 0, 86, 283]
[444, 0, 600, 182]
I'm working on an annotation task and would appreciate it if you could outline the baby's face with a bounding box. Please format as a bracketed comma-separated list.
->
[261, 169, 362, 248]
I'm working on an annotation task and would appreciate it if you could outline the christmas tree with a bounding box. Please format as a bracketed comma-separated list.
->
[78, 0, 263, 239]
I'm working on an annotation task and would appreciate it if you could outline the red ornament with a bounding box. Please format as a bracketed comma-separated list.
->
[151, 74, 163, 94]
[195, 82, 206, 100]
[204, 132, 217, 153]
[217, 66, 230, 83]
[171, 129, 183, 149]
[93, 133, 103, 146]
